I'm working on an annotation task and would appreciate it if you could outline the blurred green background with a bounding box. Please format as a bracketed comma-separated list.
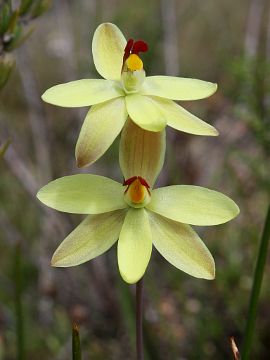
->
[0, 0, 270, 359]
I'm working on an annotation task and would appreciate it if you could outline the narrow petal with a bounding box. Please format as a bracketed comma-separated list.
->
[125, 94, 166, 131]
[141, 76, 217, 101]
[118, 208, 152, 284]
[119, 118, 166, 187]
[37, 175, 127, 214]
[147, 185, 239, 226]
[149, 212, 215, 279]
[41, 79, 124, 107]
[76, 98, 127, 167]
[148, 96, 218, 136]
[51, 210, 126, 267]
[92, 23, 126, 80]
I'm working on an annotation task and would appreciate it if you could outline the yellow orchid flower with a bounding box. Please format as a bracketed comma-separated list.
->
[42, 23, 218, 168]
[37, 123, 238, 284]
[37, 173, 238, 284]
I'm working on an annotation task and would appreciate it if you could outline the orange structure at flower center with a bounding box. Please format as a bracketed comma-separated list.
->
[123, 176, 151, 208]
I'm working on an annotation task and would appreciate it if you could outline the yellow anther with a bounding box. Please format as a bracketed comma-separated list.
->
[126, 54, 143, 71]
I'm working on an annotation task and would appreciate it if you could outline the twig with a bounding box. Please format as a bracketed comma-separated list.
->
[230, 337, 240, 360]
[244, 0, 265, 58]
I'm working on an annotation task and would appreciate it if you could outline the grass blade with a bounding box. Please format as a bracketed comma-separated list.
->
[241, 204, 270, 359]
[72, 324, 82, 360]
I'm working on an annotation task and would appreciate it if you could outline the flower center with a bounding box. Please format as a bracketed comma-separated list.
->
[123, 176, 151, 208]
[121, 38, 148, 93]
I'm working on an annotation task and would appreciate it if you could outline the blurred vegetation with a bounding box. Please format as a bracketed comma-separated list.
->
[0, 0, 51, 89]
[0, 0, 269, 359]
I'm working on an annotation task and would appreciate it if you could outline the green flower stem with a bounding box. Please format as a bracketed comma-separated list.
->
[72, 323, 82, 360]
[14, 242, 25, 360]
[242, 204, 270, 359]
[136, 278, 144, 360]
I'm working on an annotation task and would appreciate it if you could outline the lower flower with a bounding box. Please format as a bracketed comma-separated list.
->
[37, 174, 239, 284]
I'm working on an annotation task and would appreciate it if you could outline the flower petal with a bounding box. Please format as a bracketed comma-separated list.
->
[147, 185, 239, 226]
[149, 96, 218, 136]
[141, 76, 217, 101]
[125, 94, 166, 131]
[37, 175, 127, 214]
[41, 79, 124, 107]
[118, 208, 152, 284]
[149, 212, 215, 279]
[76, 98, 127, 168]
[92, 23, 126, 80]
[119, 118, 166, 187]
[51, 210, 126, 267]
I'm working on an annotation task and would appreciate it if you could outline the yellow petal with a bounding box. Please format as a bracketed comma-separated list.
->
[149, 212, 215, 280]
[118, 208, 152, 284]
[119, 118, 166, 187]
[125, 94, 166, 131]
[76, 98, 127, 168]
[37, 175, 127, 214]
[42, 79, 124, 107]
[142, 76, 217, 100]
[92, 23, 126, 80]
[147, 185, 239, 226]
[51, 210, 126, 267]
[148, 96, 218, 136]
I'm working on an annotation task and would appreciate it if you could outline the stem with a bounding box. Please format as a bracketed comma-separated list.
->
[242, 204, 270, 359]
[136, 278, 144, 360]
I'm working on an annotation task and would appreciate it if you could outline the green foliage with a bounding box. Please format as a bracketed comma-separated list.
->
[72, 324, 82, 360]
[242, 205, 270, 359]
[0, 0, 51, 89]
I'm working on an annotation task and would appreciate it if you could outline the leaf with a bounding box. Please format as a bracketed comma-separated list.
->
[6, 24, 35, 51]
[30, 0, 52, 18]
[19, 0, 35, 15]
[0, 138, 11, 158]
[0, 3, 12, 35]
[0, 55, 15, 90]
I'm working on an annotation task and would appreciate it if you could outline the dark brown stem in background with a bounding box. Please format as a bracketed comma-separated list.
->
[136, 278, 144, 360]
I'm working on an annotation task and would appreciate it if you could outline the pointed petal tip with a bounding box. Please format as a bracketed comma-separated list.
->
[209, 82, 218, 98]
[76, 157, 89, 169]
[50, 257, 57, 267]
[206, 266, 215, 280]
[51, 254, 67, 267]
[120, 270, 144, 284]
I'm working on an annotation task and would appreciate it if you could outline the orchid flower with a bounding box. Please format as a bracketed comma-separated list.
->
[37, 121, 239, 284]
[42, 23, 218, 168]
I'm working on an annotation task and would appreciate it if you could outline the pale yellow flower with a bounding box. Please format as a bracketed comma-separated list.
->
[42, 23, 218, 168]
[37, 121, 238, 284]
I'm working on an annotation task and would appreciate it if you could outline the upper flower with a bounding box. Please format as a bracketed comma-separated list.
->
[41, 23, 218, 168]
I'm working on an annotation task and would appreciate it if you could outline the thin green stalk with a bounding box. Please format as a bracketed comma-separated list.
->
[14, 242, 25, 360]
[241, 204, 270, 359]
[136, 278, 144, 360]
[72, 324, 82, 360]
